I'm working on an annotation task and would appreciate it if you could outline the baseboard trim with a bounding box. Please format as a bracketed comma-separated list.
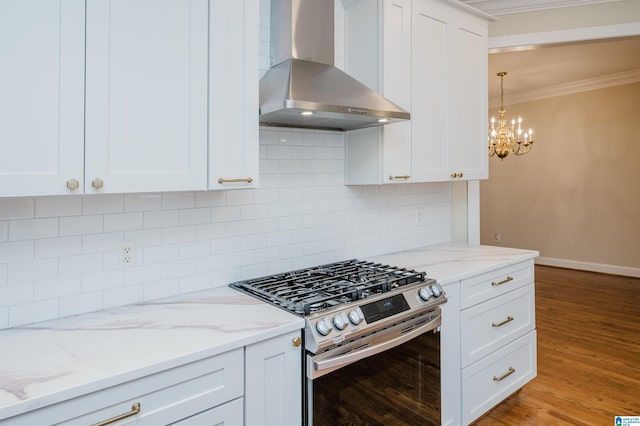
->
[535, 256, 640, 278]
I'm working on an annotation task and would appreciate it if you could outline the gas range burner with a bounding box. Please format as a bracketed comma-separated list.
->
[230, 259, 427, 316]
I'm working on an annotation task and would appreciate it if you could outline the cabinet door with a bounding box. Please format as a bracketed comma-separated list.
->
[208, 0, 259, 190]
[0, 0, 85, 197]
[381, 0, 412, 183]
[85, 0, 208, 194]
[448, 16, 488, 180]
[245, 330, 302, 426]
[410, 1, 451, 182]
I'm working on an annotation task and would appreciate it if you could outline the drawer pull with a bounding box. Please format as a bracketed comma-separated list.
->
[492, 315, 514, 328]
[493, 367, 516, 382]
[93, 402, 141, 426]
[218, 177, 253, 184]
[491, 276, 514, 286]
[388, 175, 410, 181]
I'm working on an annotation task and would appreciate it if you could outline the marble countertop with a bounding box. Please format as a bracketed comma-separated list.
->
[0, 287, 304, 421]
[0, 243, 538, 421]
[368, 243, 539, 285]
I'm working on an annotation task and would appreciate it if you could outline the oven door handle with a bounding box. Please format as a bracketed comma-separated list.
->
[313, 315, 441, 374]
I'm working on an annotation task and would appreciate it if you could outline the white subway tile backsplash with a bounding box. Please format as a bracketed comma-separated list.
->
[0, 283, 33, 307]
[162, 192, 196, 210]
[104, 212, 144, 232]
[35, 197, 82, 218]
[195, 191, 226, 208]
[162, 259, 195, 280]
[35, 236, 82, 259]
[59, 215, 103, 236]
[9, 218, 58, 241]
[0, 308, 7, 329]
[9, 299, 58, 328]
[144, 244, 180, 265]
[0, 221, 7, 242]
[144, 210, 180, 229]
[82, 195, 125, 215]
[124, 193, 162, 212]
[226, 189, 255, 206]
[0, 198, 34, 220]
[179, 208, 211, 226]
[59, 291, 103, 317]
[124, 264, 162, 286]
[179, 273, 211, 294]
[0, 241, 34, 263]
[82, 232, 123, 254]
[124, 229, 162, 247]
[179, 241, 211, 259]
[82, 270, 124, 292]
[35, 276, 82, 301]
[195, 254, 226, 274]
[59, 253, 103, 277]
[143, 279, 180, 301]
[162, 225, 196, 244]
[226, 220, 255, 237]
[0, 264, 6, 285]
[8, 259, 58, 284]
[195, 223, 226, 241]
[104, 284, 143, 308]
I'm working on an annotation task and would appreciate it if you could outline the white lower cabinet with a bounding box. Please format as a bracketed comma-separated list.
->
[441, 259, 537, 425]
[1, 330, 302, 426]
[245, 330, 302, 426]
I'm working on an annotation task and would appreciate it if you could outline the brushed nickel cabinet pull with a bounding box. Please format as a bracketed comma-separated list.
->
[93, 402, 141, 426]
[491, 276, 514, 286]
[493, 367, 516, 382]
[492, 315, 514, 328]
[218, 177, 253, 184]
[388, 175, 410, 180]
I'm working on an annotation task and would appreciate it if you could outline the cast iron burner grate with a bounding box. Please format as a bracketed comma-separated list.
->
[229, 259, 426, 316]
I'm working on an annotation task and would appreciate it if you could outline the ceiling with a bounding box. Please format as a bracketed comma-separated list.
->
[458, 0, 640, 107]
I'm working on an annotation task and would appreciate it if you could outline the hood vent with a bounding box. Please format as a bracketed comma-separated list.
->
[259, 0, 410, 131]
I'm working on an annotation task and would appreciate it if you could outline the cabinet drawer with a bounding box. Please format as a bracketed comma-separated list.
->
[4, 348, 243, 426]
[460, 260, 534, 309]
[173, 397, 243, 426]
[461, 284, 535, 367]
[462, 331, 537, 425]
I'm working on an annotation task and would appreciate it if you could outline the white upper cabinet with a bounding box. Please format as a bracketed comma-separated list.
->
[344, 0, 412, 185]
[0, 0, 85, 197]
[0, 0, 259, 197]
[208, 0, 259, 190]
[344, 0, 491, 185]
[85, 0, 209, 194]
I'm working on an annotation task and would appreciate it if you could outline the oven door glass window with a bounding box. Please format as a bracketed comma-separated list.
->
[311, 330, 440, 425]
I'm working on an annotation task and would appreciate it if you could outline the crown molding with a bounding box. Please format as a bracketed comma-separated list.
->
[462, 0, 622, 16]
[489, 68, 640, 108]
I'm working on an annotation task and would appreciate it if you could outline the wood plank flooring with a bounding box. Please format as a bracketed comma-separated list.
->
[473, 265, 640, 425]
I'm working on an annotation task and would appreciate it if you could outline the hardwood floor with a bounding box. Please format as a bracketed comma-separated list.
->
[473, 265, 640, 425]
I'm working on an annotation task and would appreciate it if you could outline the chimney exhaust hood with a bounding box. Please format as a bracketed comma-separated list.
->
[259, 0, 410, 131]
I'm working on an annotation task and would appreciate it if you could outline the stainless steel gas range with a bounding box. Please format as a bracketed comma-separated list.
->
[230, 258, 446, 425]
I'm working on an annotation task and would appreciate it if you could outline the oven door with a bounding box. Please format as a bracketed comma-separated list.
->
[306, 310, 441, 425]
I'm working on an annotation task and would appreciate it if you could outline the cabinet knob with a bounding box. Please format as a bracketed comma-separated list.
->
[292, 336, 302, 347]
[66, 178, 80, 191]
[92, 178, 104, 189]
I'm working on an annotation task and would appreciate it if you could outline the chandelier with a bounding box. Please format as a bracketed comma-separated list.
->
[488, 72, 534, 159]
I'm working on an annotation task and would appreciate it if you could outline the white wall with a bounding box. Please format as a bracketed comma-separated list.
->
[0, 1, 452, 329]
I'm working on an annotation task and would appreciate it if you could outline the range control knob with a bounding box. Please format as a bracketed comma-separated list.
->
[348, 310, 363, 326]
[316, 318, 333, 336]
[419, 286, 434, 301]
[333, 312, 348, 331]
[431, 284, 442, 298]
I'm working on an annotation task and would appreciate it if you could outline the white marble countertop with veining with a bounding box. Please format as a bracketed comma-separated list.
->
[0, 286, 304, 421]
[368, 243, 539, 285]
[0, 243, 538, 421]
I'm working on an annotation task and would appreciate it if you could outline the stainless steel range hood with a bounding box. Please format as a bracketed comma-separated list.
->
[260, 0, 410, 131]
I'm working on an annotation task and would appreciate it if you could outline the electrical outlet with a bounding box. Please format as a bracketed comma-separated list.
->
[494, 232, 501, 243]
[119, 241, 136, 267]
